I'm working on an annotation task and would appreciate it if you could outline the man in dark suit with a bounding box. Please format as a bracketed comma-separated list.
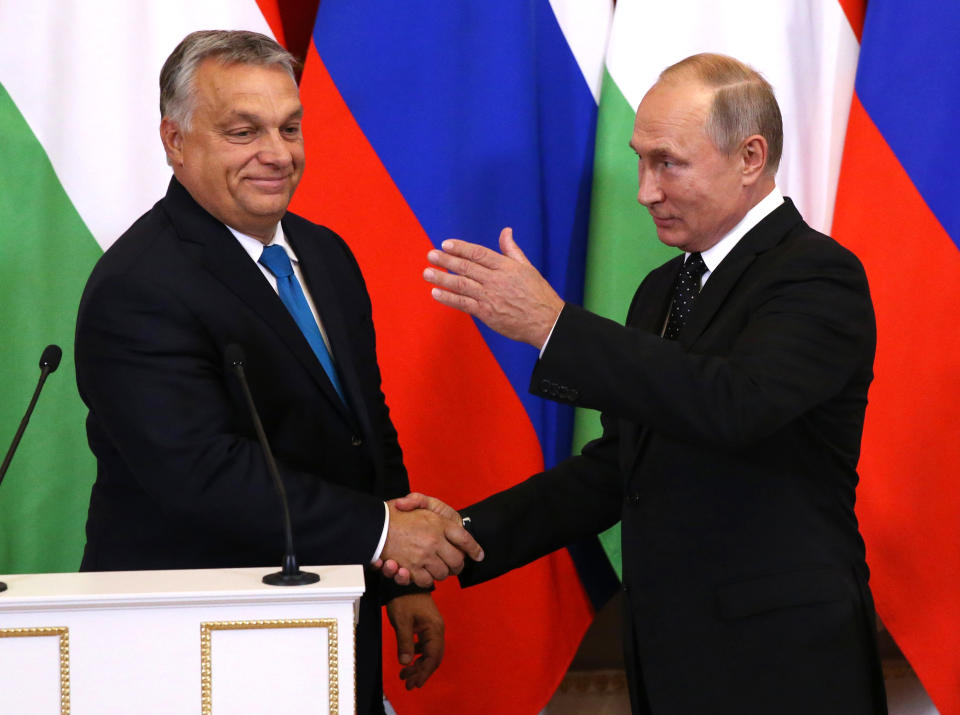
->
[74, 30, 480, 713]
[394, 53, 887, 713]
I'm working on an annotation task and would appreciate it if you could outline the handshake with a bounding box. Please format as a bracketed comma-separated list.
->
[377, 493, 482, 587]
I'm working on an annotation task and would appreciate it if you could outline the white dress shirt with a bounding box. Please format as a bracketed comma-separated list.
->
[228, 223, 390, 563]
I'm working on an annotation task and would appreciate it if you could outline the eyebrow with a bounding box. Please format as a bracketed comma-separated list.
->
[630, 143, 673, 159]
[221, 107, 304, 125]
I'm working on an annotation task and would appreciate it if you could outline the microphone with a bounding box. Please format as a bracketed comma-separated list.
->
[1, 344, 62, 593]
[1, 345, 62, 486]
[225, 344, 319, 586]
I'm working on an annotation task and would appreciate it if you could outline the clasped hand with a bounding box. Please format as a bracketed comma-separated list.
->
[379, 493, 481, 587]
[378, 493, 473, 587]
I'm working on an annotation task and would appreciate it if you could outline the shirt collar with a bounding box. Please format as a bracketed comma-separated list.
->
[695, 186, 784, 274]
[227, 223, 297, 264]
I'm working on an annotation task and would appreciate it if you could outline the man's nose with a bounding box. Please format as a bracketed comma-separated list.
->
[257, 130, 294, 166]
[637, 167, 663, 207]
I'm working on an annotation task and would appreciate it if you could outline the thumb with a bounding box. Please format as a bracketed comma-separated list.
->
[391, 492, 430, 512]
[499, 227, 530, 265]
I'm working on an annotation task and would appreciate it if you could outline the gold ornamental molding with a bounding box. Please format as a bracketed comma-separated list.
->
[0, 626, 70, 714]
[200, 618, 339, 714]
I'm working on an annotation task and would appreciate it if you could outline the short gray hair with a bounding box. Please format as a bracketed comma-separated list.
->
[660, 53, 783, 174]
[160, 30, 297, 129]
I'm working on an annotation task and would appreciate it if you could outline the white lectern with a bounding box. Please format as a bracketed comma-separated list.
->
[0, 564, 365, 714]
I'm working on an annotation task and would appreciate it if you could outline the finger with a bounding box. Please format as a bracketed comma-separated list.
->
[393, 614, 414, 667]
[400, 627, 443, 688]
[373, 558, 383, 570]
[444, 523, 485, 562]
[379, 559, 398, 578]
[437, 239, 506, 270]
[423, 556, 452, 582]
[393, 567, 412, 586]
[411, 568, 436, 589]
[498, 227, 531, 266]
[435, 541, 466, 576]
[426, 248, 493, 285]
[423, 264, 485, 301]
[429, 285, 483, 316]
[424, 498, 462, 523]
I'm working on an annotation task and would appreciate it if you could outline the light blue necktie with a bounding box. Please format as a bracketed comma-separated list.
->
[259, 244, 346, 403]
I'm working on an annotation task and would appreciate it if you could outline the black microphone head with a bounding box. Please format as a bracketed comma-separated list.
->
[224, 343, 245, 368]
[40, 344, 62, 373]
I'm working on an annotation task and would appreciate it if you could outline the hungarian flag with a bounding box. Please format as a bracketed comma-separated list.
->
[290, 3, 614, 712]
[833, 2, 960, 713]
[0, 2, 277, 573]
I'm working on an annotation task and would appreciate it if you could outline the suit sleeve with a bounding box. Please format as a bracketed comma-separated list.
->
[458, 410, 623, 586]
[532, 238, 876, 449]
[76, 270, 386, 566]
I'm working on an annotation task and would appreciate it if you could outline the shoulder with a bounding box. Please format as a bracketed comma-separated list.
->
[283, 212, 366, 280]
[86, 200, 179, 282]
[770, 220, 870, 289]
[282, 212, 350, 250]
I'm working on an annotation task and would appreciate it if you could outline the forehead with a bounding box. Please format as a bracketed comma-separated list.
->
[630, 79, 713, 153]
[193, 59, 300, 111]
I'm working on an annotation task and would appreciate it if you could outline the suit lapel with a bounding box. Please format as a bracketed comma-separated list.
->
[626, 199, 803, 469]
[160, 179, 355, 425]
[625, 255, 683, 466]
[628, 256, 683, 333]
[680, 198, 804, 347]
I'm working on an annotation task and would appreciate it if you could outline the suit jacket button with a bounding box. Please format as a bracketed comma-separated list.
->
[351, 436, 363, 447]
[627, 493, 641, 506]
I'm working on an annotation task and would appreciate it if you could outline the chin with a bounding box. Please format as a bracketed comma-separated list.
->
[655, 230, 689, 250]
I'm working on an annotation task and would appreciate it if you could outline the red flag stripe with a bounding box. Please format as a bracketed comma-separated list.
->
[833, 94, 960, 715]
[291, 43, 593, 713]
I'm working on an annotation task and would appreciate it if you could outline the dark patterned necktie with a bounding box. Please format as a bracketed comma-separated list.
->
[663, 252, 707, 340]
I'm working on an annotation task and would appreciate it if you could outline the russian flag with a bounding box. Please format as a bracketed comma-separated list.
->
[832, 2, 960, 713]
[289, 3, 614, 712]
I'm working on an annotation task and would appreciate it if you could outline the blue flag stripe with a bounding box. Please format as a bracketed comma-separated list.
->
[855, 0, 960, 249]
[313, 1, 598, 468]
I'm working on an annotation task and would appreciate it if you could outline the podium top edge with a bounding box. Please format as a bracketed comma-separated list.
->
[0, 564, 365, 610]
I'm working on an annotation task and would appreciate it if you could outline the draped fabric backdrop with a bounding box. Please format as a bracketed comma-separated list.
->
[1, 2, 957, 713]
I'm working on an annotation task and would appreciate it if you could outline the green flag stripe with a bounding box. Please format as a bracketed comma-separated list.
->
[572, 69, 678, 580]
[0, 82, 102, 573]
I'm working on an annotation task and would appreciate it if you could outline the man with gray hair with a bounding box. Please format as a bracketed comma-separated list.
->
[75, 30, 482, 713]
[391, 53, 887, 713]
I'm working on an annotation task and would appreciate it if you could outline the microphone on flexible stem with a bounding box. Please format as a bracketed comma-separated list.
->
[225, 344, 319, 587]
[1, 344, 62, 594]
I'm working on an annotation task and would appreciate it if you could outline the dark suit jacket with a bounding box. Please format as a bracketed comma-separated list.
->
[75, 177, 412, 714]
[460, 199, 887, 714]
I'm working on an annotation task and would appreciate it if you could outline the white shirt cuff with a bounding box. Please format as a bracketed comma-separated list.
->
[539, 312, 562, 358]
[371, 501, 390, 563]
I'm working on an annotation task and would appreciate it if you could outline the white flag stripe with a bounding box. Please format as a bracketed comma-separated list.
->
[548, 0, 615, 103]
[0, 1, 272, 251]
[604, 0, 858, 234]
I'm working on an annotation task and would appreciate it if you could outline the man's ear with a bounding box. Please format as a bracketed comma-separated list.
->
[160, 117, 184, 167]
[740, 134, 768, 185]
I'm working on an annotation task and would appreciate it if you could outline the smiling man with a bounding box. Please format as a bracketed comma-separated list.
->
[403, 53, 888, 713]
[74, 31, 481, 713]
